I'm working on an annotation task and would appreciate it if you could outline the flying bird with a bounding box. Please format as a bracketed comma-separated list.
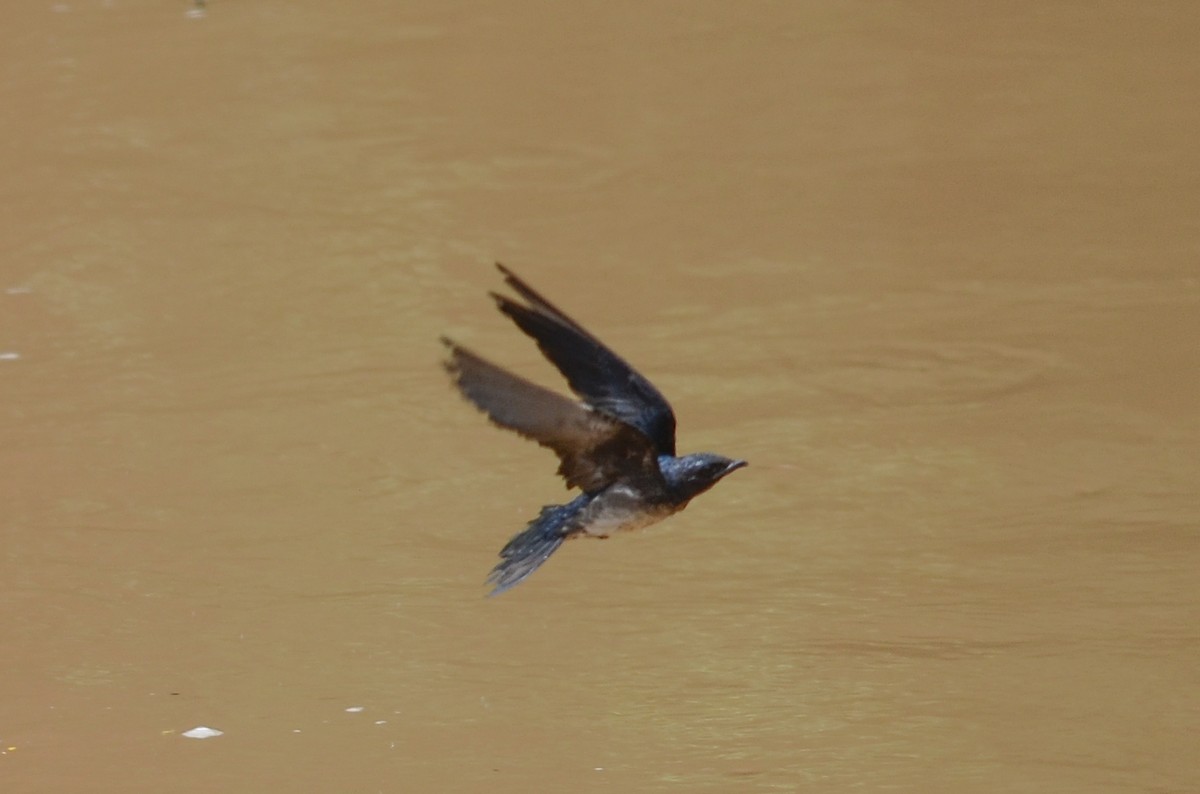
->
[442, 264, 746, 595]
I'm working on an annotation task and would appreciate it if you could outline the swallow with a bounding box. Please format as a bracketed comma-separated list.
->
[441, 264, 747, 595]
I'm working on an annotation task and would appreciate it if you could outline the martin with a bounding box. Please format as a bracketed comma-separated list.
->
[442, 264, 746, 595]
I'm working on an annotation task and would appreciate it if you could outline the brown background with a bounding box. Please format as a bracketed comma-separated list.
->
[2, 2, 1197, 792]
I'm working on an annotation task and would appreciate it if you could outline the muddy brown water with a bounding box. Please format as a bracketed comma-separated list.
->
[2, 3, 1197, 792]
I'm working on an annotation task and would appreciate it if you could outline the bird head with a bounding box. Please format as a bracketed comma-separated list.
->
[663, 453, 747, 502]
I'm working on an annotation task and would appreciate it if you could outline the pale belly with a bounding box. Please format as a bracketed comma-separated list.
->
[576, 484, 676, 539]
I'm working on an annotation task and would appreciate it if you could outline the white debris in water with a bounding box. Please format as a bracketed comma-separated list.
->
[182, 726, 223, 739]
[344, 706, 365, 713]
[0, 353, 18, 361]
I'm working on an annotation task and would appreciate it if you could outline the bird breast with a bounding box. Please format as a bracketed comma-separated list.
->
[576, 483, 676, 538]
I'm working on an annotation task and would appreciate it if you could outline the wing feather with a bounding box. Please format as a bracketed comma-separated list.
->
[442, 338, 660, 493]
[492, 263, 677, 455]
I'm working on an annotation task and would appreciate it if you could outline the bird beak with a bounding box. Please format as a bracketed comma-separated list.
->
[724, 459, 748, 476]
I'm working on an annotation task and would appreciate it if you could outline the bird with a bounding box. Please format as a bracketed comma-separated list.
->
[441, 263, 747, 595]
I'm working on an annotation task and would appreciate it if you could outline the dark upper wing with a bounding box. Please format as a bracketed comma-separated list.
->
[490, 263, 678, 456]
[442, 338, 665, 493]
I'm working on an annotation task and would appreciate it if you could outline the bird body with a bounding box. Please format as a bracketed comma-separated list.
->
[442, 264, 746, 595]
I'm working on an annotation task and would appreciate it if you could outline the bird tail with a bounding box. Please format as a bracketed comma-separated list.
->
[486, 502, 579, 596]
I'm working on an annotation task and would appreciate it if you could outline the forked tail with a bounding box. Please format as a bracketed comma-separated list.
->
[486, 500, 583, 596]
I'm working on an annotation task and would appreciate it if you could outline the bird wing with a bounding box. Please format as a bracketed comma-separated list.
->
[490, 263, 678, 456]
[442, 339, 664, 493]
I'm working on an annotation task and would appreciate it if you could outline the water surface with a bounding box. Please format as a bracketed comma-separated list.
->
[2, 3, 1197, 792]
